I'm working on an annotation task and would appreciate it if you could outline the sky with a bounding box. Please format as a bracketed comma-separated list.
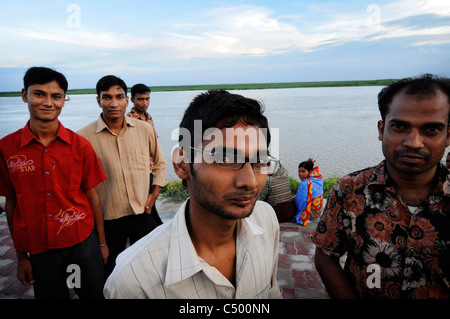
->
[0, 0, 449, 91]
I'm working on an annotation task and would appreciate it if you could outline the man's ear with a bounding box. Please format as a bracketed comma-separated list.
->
[446, 124, 450, 147]
[21, 88, 28, 103]
[377, 120, 384, 142]
[172, 147, 190, 180]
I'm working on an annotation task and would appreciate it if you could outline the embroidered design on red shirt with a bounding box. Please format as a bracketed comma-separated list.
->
[54, 207, 87, 235]
[7, 155, 35, 173]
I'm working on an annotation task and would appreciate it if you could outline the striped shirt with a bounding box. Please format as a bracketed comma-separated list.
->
[258, 164, 293, 206]
[103, 200, 282, 299]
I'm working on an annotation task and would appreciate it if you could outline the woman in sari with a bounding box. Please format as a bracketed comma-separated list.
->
[294, 159, 324, 226]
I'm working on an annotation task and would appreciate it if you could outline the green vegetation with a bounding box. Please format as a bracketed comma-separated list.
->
[323, 177, 340, 198]
[289, 176, 339, 198]
[160, 180, 190, 203]
[0, 79, 398, 97]
[288, 177, 300, 195]
[161, 176, 340, 203]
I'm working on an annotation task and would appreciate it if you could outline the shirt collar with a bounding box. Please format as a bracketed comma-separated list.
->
[20, 120, 71, 147]
[369, 160, 450, 196]
[95, 114, 135, 134]
[164, 199, 265, 286]
[130, 107, 151, 118]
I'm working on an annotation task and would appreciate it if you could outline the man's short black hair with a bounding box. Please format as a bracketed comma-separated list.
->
[378, 74, 450, 122]
[96, 75, 127, 97]
[23, 66, 68, 93]
[178, 89, 271, 148]
[131, 83, 151, 98]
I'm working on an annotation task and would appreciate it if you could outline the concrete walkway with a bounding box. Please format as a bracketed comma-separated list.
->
[0, 198, 329, 299]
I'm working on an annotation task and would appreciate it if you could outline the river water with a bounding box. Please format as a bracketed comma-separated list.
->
[1, 86, 448, 181]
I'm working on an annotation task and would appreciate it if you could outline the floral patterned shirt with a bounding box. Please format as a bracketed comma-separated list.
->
[126, 107, 155, 127]
[312, 161, 450, 299]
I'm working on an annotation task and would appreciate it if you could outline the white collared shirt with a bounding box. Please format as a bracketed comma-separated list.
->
[104, 200, 282, 299]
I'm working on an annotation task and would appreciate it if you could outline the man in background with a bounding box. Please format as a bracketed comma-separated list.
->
[127, 83, 155, 128]
[127, 83, 162, 223]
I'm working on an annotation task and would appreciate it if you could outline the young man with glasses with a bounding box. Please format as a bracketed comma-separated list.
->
[104, 89, 282, 299]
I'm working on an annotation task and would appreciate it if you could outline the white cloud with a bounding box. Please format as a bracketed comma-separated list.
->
[158, 2, 450, 59]
[0, 26, 154, 50]
[1, 1, 450, 69]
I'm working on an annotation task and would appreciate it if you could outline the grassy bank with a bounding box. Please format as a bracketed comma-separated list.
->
[161, 176, 340, 203]
[0, 79, 397, 97]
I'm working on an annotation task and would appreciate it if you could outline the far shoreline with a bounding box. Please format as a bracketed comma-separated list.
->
[0, 79, 397, 97]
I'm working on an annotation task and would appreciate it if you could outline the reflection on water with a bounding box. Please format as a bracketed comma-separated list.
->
[1, 86, 448, 181]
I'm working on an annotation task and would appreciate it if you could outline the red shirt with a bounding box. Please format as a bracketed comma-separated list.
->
[0, 122, 106, 254]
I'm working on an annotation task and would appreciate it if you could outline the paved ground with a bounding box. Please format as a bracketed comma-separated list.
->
[277, 220, 329, 299]
[0, 198, 330, 299]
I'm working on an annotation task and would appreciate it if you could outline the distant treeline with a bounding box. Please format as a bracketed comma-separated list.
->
[0, 79, 398, 97]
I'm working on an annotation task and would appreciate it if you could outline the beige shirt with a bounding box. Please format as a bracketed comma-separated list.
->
[78, 115, 167, 220]
[103, 200, 282, 299]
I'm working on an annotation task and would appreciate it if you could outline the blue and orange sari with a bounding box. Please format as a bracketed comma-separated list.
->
[294, 166, 324, 226]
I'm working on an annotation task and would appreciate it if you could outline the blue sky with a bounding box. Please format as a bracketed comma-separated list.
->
[1, 0, 449, 91]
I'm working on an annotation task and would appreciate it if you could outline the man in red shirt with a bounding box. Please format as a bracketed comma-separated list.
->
[0, 67, 108, 299]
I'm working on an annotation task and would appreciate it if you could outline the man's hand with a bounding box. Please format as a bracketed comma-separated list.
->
[100, 245, 109, 265]
[16, 251, 34, 286]
[145, 185, 160, 213]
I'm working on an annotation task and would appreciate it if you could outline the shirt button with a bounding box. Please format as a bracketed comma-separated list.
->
[47, 193, 51, 197]
[44, 150, 48, 154]
[45, 172, 50, 175]
[48, 214, 52, 218]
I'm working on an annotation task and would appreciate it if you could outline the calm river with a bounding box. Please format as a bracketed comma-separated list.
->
[1, 86, 448, 181]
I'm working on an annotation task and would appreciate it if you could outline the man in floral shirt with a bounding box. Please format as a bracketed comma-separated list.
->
[313, 74, 450, 299]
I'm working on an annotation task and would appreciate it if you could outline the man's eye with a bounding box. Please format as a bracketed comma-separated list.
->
[423, 126, 442, 135]
[255, 158, 270, 167]
[392, 123, 406, 131]
[221, 154, 235, 163]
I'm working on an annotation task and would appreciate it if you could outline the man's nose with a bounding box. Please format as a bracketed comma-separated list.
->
[234, 162, 258, 190]
[110, 98, 119, 107]
[403, 129, 424, 149]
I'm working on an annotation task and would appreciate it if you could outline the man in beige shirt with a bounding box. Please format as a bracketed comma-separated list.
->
[78, 75, 167, 277]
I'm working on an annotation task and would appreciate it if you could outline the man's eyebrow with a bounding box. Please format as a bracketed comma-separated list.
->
[423, 122, 447, 129]
[388, 119, 409, 125]
[389, 118, 446, 128]
[32, 89, 62, 96]
[102, 93, 125, 98]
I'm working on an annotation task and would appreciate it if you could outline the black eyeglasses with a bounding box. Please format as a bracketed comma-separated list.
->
[190, 147, 280, 175]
